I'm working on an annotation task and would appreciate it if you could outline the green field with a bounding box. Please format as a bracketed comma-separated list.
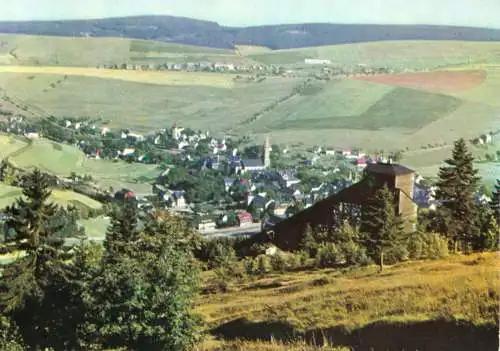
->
[78, 216, 111, 238]
[253, 81, 462, 132]
[0, 135, 158, 193]
[247, 41, 500, 68]
[0, 183, 102, 210]
[0, 72, 300, 132]
[0, 34, 250, 67]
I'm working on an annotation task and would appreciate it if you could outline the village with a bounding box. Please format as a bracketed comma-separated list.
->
[0, 110, 496, 238]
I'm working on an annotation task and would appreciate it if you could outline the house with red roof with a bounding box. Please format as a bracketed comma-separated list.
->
[237, 211, 253, 227]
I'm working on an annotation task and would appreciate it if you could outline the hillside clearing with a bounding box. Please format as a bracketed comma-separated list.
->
[0, 72, 300, 132]
[0, 135, 158, 193]
[196, 253, 499, 351]
[252, 84, 462, 132]
[0, 65, 237, 88]
[0, 183, 101, 209]
[247, 41, 500, 68]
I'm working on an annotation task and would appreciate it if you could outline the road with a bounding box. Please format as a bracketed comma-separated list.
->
[64, 223, 262, 246]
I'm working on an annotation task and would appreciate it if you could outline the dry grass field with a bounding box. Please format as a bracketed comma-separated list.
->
[195, 253, 499, 351]
[0, 66, 237, 88]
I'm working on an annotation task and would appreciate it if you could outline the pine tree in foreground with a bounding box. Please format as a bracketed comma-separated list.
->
[103, 197, 139, 263]
[362, 183, 406, 271]
[0, 169, 78, 349]
[82, 211, 201, 351]
[434, 138, 481, 252]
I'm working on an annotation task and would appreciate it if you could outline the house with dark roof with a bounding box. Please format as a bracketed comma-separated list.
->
[240, 158, 267, 172]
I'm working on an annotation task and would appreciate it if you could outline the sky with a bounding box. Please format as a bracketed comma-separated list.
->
[0, 0, 499, 29]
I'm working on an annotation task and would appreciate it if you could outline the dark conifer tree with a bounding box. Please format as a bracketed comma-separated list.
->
[83, 211, 201, 351]
[491, 179, 500, 223]
[362, 183, 406, 271]
[0, 169, 77, 349]
[103, 198, 139, 263]
[434, 138, 481, 252]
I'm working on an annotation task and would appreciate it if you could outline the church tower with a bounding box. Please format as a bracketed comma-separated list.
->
[263, 135, 271, 168]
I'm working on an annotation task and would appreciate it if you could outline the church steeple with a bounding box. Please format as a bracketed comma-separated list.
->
[264, 135, 271, 168]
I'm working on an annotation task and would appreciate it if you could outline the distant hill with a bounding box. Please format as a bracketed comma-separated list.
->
[1, 15, 500, 49]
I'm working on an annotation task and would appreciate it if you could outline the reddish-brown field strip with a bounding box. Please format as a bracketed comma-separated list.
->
[352, 70, 487, 94]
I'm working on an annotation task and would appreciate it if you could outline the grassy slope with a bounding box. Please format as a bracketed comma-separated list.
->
[196, 253, 499, 351]
[0, 135, 158, 193]
[0, 183, 102, 209]
[0, 66, 238, 88]
[78, 216, 111, 238]
[247, 41, 500, 68]
[253, 82, 462, 132]
[0, 72, 300, 132]
[0, 34, 246, 66]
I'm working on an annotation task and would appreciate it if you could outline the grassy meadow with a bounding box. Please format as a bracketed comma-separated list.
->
[0, 34, 250, 67]
[196, 252, 499, 350]
[247, 41, 500, 68]
[0, 135, 158, 193]
[0, 183, 102, 210]
[0, 71, 300, 132]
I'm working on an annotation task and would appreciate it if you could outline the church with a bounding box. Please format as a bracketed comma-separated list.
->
[239, 136, 271, 172]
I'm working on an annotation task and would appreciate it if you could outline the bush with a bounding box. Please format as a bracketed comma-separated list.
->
[270, 253, 287, 273]
[242, 257, 255, 275]
[342, 240, 371, 266]
[316, 243, 345, 268]
[384, 245, 410, 264]
[408, 232, 449, 260]
[255, 254, 271, 275]
[297, 250, 309, 268]
[197, 237, 244, 264]
[286, 253, 300, 271]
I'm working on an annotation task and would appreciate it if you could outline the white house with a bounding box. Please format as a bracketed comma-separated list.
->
[121, 148, 135, 156]
[101, 127, 110, 136]
[24, 132, 40, 139]
[481, 133, 493, 144]
[304, 58, 332, 65]
[178, 141, 190, 150]
[173, 127, 185, 140]
[128, 133, 145, 142]
[198, 219, 216, 232]
[311, 183, 324, 193]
